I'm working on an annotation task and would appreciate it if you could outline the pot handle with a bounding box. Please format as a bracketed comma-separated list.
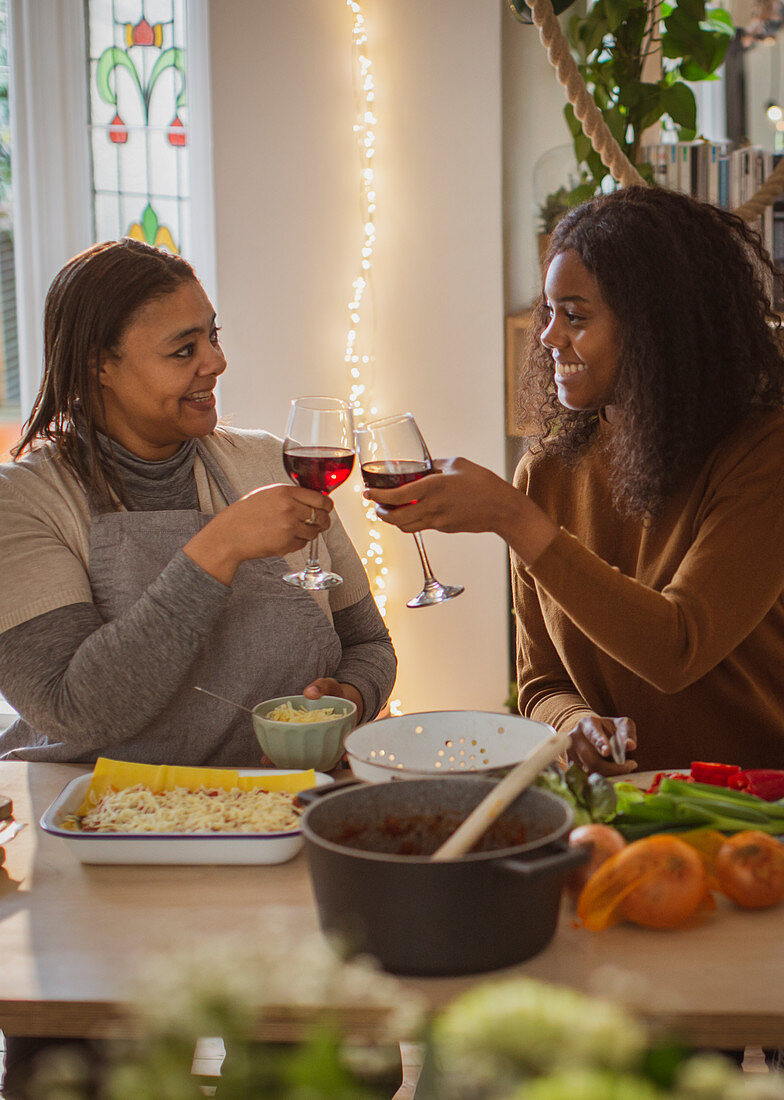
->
[294, 776, 364, 807]
[497, 842, 589, 878]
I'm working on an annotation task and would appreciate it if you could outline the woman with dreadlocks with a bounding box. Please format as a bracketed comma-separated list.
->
[0, 239, 395, 766]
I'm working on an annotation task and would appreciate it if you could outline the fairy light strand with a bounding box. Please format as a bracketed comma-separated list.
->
[345, 0, 386, 617]
[344, 3, 400, 714]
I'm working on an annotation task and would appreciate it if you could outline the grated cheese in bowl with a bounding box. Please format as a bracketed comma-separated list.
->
[265, 701, 339, 724]
[253, 695, 356, 769]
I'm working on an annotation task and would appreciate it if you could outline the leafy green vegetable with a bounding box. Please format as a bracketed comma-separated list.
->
[611, 777, 784, 840]
[539, 767, 784, 841]
[587, 771, 619, 822]
[535, 764, 617, 825]
[663, 778, 784, 817]
[614, 782, 646, 807]
[535, 765, 590, 825]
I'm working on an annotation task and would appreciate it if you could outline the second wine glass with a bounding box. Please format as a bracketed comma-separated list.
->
[355, 412, 464, 608]
[282, 396, 355, 590]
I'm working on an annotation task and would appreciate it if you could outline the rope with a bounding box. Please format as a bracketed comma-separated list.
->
[528, 0, 781, 222]
[733, 155, 784, 220]
[529, 0, 645, 189]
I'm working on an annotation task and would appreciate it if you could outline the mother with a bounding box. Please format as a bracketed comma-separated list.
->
[366, 186, 784, 775]
[0, 239, 395, 764]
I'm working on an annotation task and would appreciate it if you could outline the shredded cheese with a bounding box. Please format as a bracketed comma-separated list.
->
[64, 784, 302, 834]
[264, 702, 338, 723]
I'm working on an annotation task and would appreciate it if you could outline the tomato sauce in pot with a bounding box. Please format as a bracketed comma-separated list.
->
[332, 810, 529, 856]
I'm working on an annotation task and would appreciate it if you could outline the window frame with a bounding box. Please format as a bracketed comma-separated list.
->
[9, 0, 92, 414]
[8, 0, 216, 416]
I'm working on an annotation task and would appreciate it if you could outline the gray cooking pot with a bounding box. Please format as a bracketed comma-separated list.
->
[299, 776, 585, 976]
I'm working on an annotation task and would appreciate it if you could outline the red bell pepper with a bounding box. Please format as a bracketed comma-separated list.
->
[728, 770, 784, 801]
[690, 761, 741, 787]
[646, 770, 692, 794]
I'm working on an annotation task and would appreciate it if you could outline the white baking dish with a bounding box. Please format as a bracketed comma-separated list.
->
[39, 769, 333, 865]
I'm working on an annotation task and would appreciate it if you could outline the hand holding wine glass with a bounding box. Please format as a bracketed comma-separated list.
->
[360, 447, 560, 567]
[355, 413, 464, 608]
[282, 396, 355, 590]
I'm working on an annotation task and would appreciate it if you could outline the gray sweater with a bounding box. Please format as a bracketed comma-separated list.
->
[0, 437, 396, 762]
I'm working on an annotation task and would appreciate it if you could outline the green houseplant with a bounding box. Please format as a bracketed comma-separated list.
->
[509, 0, 735, 212]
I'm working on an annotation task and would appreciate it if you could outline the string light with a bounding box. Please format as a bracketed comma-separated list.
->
[344, 2, 383, 604]
[344, 2, 401, 715]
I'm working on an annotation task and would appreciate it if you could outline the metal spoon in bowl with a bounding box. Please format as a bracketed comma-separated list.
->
[194, 685, 256, 715]
[431, 727, 572, 861]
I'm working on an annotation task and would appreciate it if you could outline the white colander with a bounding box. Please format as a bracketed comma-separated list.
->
[344, 710, 557, 781]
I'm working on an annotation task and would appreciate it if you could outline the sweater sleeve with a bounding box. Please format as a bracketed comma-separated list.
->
[511, 553, 597, 733]
[331, 592, 397, 722]
[0, 461, 93, 632]
[523, 423, 784, 694]
[0, 551, 231, 753]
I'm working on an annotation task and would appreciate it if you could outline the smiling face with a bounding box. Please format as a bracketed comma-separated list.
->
[97, 279, 226, 460]
[541, 249, 621, 414]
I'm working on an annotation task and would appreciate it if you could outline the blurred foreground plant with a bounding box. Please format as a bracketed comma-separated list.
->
[419, 978, 784, 1100]
[25, 924, 425, 1100]
[26, 938, 784, 1100]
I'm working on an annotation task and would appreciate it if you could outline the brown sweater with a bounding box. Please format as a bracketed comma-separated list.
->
[513, 410, 784, 771]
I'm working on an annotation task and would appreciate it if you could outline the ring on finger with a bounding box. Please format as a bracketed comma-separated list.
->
[305, 506, 317, 526]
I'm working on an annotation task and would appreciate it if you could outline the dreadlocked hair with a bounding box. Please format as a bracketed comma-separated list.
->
[12, 238, 197, 510]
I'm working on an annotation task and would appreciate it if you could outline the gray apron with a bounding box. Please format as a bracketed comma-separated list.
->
[86, 443, 342, 766]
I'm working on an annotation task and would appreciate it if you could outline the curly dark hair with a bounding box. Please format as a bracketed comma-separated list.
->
[517, 185, 784, 515]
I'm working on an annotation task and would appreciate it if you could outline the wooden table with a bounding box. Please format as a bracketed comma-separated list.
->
[2, 761, 783, 1048]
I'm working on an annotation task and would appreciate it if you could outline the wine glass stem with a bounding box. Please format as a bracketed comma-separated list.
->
[305, 536, 321, 572]
[412, 531, 437, 584]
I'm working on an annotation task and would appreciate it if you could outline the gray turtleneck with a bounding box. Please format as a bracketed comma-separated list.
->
[105, 434, 201, 512]
[0, 441, 395, 761]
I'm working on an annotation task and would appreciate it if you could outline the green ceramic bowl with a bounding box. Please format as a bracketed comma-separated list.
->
[252, 695, 358, 771]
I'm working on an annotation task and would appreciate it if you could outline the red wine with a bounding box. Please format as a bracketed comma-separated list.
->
[361, 460, 432, 508]
[283, 447, 355, 494]
[361, 460, 433, 490]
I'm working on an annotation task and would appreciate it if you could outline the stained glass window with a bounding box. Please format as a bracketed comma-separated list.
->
[85, 0, 190, 255]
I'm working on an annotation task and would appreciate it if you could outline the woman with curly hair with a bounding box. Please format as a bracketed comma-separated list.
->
[366, 186, 784, 775]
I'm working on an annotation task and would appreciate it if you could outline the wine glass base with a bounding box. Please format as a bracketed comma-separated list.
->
[283, 569, 344, 591]
[406, 581, 464, 608]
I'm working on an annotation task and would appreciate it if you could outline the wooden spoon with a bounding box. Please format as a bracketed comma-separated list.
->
[431, 727, 572, 861]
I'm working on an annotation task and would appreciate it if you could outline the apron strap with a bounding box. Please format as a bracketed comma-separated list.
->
[194, 441, 240, 511]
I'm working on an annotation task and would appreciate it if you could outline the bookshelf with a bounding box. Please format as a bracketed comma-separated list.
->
[505, 310, 532, 437]
[642, 140, 782, 275]
[506, 144, 784, 436]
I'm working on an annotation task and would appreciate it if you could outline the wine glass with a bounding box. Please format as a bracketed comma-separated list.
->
[282, 396, 355, 590]
[355, 412, 464, 608]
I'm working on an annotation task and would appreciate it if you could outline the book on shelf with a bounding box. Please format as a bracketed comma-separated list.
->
[641, 141, 784, 282]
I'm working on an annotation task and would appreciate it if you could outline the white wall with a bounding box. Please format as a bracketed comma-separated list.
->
[209, 0, 509, 714]
[745, 38, 783, 149]
[502, 8, 580, 312]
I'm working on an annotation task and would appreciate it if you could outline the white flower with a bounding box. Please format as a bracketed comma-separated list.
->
[674, 1052, 784, 1100]
[128, 922, 426, 1045]
[433, 977, 648, 1082]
